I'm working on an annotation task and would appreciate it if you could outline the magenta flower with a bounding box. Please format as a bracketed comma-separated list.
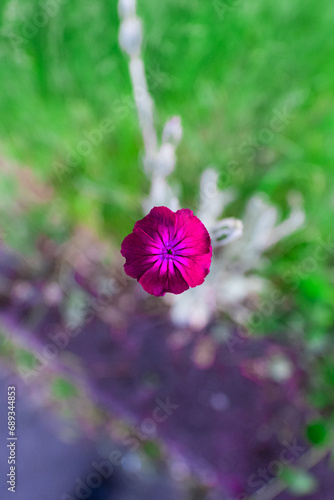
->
[121, 206, 212, 297]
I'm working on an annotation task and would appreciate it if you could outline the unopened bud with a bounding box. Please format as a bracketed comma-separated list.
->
[119, 18, 142, 56]
[118, 0, 136, 19]
[162, 116, 183, 145]
[156, 143, 176, 177]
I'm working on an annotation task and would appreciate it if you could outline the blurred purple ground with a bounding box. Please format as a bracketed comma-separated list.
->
[0, 247, 333, 500]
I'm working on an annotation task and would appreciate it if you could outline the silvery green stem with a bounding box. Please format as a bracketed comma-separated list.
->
[118, 0, 158, 174]
[118, 0, 182, 211]
[128, 57, 158, 173]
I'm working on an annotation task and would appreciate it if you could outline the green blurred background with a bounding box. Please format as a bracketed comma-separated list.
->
[0, 0, 334, 412]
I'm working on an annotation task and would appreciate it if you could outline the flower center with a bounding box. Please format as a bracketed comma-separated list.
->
[162, 246, 174, 259]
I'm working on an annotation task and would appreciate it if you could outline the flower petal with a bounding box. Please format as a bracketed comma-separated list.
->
[121, 231, 160, 280]
[174, 251, 212, 288]
[134, 206, 176, 247]
[139, 258, 189, 297]
[172, 209, 211, 256]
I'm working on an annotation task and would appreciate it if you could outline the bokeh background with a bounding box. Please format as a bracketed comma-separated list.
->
[0, 0, 334, 499]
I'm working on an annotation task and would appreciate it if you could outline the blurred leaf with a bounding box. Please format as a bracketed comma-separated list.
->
[143, 441, 161, 459]
[305, 419, 329, 446]
[51, 377, 78, 399]
[15, 348, 38, 370]
[281, 467, 318, 496]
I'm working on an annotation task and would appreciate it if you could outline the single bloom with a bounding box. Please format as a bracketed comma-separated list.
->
[121, 206, 212, 297]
